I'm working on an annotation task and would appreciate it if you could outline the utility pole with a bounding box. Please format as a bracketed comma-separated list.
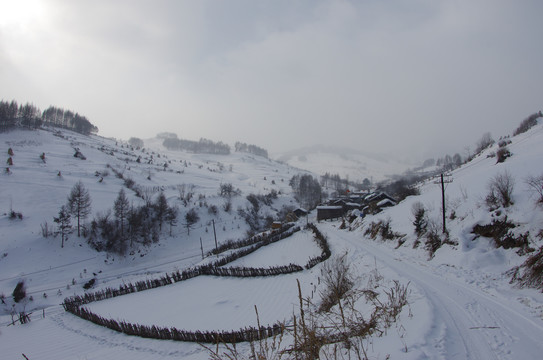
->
[200, 237, 204, 259]
[434, 173, 453, 234]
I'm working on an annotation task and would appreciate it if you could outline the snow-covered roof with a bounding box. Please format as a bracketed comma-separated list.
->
[377, 199, 396, 207]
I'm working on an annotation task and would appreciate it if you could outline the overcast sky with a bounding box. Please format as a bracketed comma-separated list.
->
[1, 0, 542, 160]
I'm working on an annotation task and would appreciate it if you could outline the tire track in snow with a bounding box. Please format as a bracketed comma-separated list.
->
[325, 225, 543, 360]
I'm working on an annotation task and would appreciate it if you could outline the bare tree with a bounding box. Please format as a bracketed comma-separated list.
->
[67, 181, 92, 237]
[475, 132, 495, 154]
[290, 174, 322, 210]
[218, 183, 240, 198]
[177, 183, 196, 206]
[141, 186, 157, 206]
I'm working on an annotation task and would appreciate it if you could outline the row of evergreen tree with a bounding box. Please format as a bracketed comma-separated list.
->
[234, 141, 268, 158]
[87, 189, 178, 254]
[0, 99, 98, 135]
[162, 135, 230, 155]
[53, 182, 178, 254]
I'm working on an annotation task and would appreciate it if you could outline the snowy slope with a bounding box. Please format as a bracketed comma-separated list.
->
[341, 122, 543, 358]
[1, 123, 543, 359]
[0, 127, 305, 313]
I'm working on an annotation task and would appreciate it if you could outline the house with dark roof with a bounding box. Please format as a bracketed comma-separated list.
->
[293, 208, 308, 218]
[316, 205, 344, 222]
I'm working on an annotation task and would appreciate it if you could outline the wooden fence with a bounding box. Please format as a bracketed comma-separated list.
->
[62, 223, 331, 343]
[63, 303, 284, 343]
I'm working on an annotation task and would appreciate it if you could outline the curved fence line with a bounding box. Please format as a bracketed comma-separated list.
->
[62, 223, 330, 343]
[208, 223, 296, 256]
[63, 303, 284, 343]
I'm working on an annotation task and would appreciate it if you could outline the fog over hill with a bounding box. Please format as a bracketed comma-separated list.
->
[275, 144, 414, 183]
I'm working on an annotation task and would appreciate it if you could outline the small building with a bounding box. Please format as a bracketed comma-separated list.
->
[317, 206, 344, 222]
[377, 198, 396, 208]
[363, 192, 397, 214]
[364, 191, 396, 205]
[344, 202, 362, 211]
[271, 221, 283, 230]
[293, 208, 308, 218]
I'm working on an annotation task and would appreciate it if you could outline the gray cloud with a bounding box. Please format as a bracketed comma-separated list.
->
[1, 0, 541, 161]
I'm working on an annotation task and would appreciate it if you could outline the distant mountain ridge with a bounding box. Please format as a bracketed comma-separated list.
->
[274, 144, 413, 183]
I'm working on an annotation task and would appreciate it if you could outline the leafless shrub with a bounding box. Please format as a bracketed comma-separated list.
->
[424, 220, 442, 258]
[41, 221, 53, 238]
[526, 174, 543, 205]
[475, 132, 495, 154]
[513, 111, 541, 136]
[177, 183, 195, 206]
[496, 146, 511, 163]
[509, 245, 543, 291]
[364, 218, 400, 241]
[472, 217, 533, 255]
[203, 272, 410, 360]
[140, 186, 157, 206]
[372, 280, 410, 328]
[290, 276, 410, 360]
[485, 170, 515, 210]
[318, 253, 355, 313]
[201, 307, 287, 360]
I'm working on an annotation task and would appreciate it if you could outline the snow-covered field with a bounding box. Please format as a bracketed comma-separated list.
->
[2, 123, 543, 359]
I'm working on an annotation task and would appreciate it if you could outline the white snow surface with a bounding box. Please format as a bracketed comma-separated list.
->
[1, 125, 543, 359]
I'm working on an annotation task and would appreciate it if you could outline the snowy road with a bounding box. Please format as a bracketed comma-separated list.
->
[325, 223, 543, 360]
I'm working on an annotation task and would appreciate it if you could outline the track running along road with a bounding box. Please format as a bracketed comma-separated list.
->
[324, 224, 543, 360]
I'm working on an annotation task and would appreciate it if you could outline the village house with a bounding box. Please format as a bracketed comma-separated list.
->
[317, 191, 397, 221]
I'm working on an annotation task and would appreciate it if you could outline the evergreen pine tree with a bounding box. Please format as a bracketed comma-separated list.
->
[54, 205, 73, 248]
[114, 189, 129, 237]
[184, 208, 199, 235]
[154, 192, 169, 231]
[165, 206, 178, 236]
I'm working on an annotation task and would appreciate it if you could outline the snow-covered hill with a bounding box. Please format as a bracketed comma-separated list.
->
[342, 121, 543, 358]
[1, 122, 543, 360]
[0, 127, 307, 312]
[275, 144, 413, 183]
